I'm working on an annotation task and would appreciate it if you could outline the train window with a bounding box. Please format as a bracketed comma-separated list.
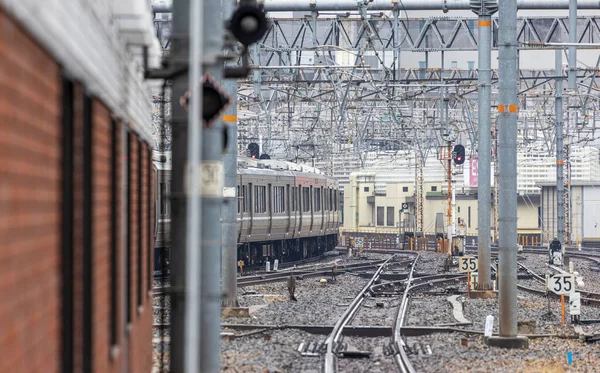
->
[333, 190, 336, 211]
[303, 187, 310, 212]
[329, 189, 333, 211]
[254, 185, 266, 213]
[314, 188, 321, 212]
[243, 185, 248, 212]
[237, 186, 240, 213]
[291, 187, 296, 211]
[274, 186, 285, 213]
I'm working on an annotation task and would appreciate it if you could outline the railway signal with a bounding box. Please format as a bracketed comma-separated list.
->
[248, 143, 259, 158]
[229, 2, 269, 46]
[452, 144, 466, 165]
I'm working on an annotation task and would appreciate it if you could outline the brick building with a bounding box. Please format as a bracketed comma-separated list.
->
[0, 1, 160, 372]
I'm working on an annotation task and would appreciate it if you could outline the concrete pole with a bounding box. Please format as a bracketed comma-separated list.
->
[185, 0, 204, 371]
[471, 0, 497, 290]
[556, 50, 565, 246]
[169, 0, 191, 371]
[200, 0, 224, 370]
[497, 0, 518, 338]
[221, 0, 239, 308]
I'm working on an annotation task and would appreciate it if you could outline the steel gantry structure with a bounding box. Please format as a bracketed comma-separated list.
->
[152, 0, 600, 351]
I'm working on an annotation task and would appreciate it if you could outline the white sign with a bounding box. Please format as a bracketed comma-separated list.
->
[273, 259, 279, 271]
[484, 315, 494, 338]
[266, 261, 271, 272]
[355, 237, 364, 248]
[553, 251, 563, 266]
[459, 256, 478, 273]
[570, 292, 581, 315]
[201, 161, 224, 197]
[548, 274, 575, 295]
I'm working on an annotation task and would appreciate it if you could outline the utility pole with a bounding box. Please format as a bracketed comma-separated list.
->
[447, 142, 452, 255]
[556, 50, 565, 250]
[566, 0, 577, 247]
[221, 0, 239, 308]
[200, 0, 225, 370]
[489, 0, 528, 348]
[471, 0, 497, 291]
[169, 0, 192, 371]
[184, 0, 204, 372]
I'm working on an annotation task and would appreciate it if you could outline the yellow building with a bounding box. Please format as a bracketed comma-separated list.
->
[342, 172, 541, 247]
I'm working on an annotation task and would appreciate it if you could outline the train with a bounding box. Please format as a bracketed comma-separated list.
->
[152, 151, 341, 275]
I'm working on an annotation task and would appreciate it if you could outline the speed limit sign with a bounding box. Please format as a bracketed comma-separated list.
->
[459, 256, 478, 273]
[548, 274, 575, 295]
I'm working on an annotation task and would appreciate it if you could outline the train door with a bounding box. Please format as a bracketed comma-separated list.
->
[309, 185, 314, 232]
[320, 186, 325, 232]
[248, 182, 253, 237]
[286, 184, 291, 234]
[267, 183, 273, 237]
[298, 184, 303, 233]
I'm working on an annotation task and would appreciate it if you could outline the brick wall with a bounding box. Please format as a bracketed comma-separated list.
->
[0, 9, 154, 373]
[0, 9, 61, 373]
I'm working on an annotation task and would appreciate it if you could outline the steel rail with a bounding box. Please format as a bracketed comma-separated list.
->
[392, 254, 420, 373]
[323, 254, 405, 373]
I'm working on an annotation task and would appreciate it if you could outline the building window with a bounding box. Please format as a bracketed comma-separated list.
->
[431, 186, 437, 192]
[364, 187, 369, 192]
[468, 206, 471, 228]
[402, 186, 409, 192]
[467, 61, 475, 69]
[137, 139, 143, 309]
[387, 207, 395, 226]
[110, 118, 118, 347]
[83, 95, 93, 373]
[451, 60, 458, 68]
[377, 206, 385, 226]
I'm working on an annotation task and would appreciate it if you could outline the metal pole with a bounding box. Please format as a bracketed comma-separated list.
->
[556, 50, 565, 247]
[447, 142, 452, 255]
[200, 0, 224, 370]
[472, 0, 497, 290]
[393, 6, 400, 81]
[169, 0, 191, 371]
[221, 0, 239, 308]
[497, 0, 518, 337]
[185, 0, 204, 371]
[568, 0, 577, 89]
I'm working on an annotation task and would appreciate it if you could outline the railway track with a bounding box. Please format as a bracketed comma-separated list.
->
[322, 254, 402, 373]
[153, 259, 390, 296]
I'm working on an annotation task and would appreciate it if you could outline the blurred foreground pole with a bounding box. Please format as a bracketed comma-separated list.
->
[200, 0, 225, 370]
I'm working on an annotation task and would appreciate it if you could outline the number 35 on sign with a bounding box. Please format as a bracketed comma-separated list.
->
[459, 256, 478, 272]
[548, 274, 575, 295]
